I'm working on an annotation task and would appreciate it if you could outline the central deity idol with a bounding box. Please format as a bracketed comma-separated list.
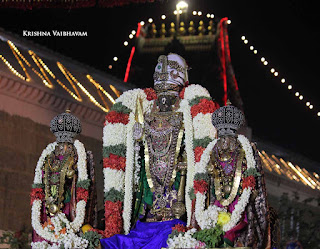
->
[101, 53, 218, 248]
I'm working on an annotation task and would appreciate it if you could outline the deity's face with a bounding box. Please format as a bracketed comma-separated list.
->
[217, 135, 238, 153]
[157, 93, 178, 112]
[55, 142, 74, 156]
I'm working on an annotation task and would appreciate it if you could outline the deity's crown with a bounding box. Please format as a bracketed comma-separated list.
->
[153, 53, 188, 95]
[212, 100, 245, 136]
[50, 110, 82, 143]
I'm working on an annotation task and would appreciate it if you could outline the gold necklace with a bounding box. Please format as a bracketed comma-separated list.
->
[212, 148, 244, 207]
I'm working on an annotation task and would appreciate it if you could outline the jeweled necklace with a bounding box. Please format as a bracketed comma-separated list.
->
[212, 146, 244, 207]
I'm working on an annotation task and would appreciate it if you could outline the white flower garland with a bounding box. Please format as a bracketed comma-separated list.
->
[123, 112, 135, 234]
[167, 228, 205, 249]
[31, 139, 88, 246]
[195, 135, 256, 232]
[179, 85, 216, 226]
[103, 85, 215, 232]
[178, 98, 195, 225]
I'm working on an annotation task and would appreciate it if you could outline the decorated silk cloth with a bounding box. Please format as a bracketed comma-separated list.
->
[100, 219, 185, 249]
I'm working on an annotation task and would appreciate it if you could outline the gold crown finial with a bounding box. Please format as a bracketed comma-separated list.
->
[226, 99, 232, 106]
[65, 109, 71, 113]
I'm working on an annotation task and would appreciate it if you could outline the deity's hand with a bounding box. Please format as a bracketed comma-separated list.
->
[177, 161, 187, 172]
[133, 122, 143, 141]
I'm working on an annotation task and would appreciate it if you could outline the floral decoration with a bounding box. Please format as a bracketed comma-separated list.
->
[143, 88, 157, 100]
[242, 175, 256, 189]
[193, 180, 209, 194]
[102, 84, 217, 237]
[31, 140, 89, 248]
[194, 134, 257, 232]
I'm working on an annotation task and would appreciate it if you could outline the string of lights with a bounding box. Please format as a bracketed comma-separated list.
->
[109, 10, 318, 119]
[0, 40, 121, 112]
[241, 35, 319, 118]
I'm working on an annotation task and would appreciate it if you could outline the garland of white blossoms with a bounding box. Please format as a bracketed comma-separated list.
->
[195, 134, 255, 232]
[103, 85, 216, 233]
[177, 84, 216, 226]
[31, 140, 88, 247]
[167, 228, 205, 249]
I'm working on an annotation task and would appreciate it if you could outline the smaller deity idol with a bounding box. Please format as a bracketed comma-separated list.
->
[30, 111, 98, 249]
[193, 102, 269, 248]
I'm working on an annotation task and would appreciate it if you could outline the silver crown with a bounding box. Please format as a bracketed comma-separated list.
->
[212, 101, 244, 136]
[50, 110, 81, 143]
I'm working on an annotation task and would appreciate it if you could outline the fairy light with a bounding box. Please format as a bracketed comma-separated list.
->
[241, 35, 318, 118]
[198, 11, 202, 16]
[109, 84, 121, 98]
[148, 18, 153, 23]
[161, 15, 166, 20]
[211, 14, 214, 18]
[227, 20, 231, 24]
[317, 112, 320, 116]
[129, 34, 134, 39]
[206, 14, 210, 18]
[1, 40, 124, 111]
[86, 74, 115, 105]
[174, 10, 178, 15]
[192, 10, 197, 15]
[113, 56, 118, 62]
[0, 54, 27, 81]
[131, 30, 136, 35]
[124, 41, 128, 46]
[56, 62, 83, 102]
[28, 50, 55, 89]
[140, 21, 145, 26]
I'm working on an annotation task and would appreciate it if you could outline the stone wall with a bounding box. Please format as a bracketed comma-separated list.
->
[0, 110, 103, 232]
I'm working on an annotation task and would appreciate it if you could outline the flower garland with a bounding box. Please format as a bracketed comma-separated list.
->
[102, 84, 218, 236]
[31, 140, 89, 248]
[177, 84, 218, 226]
[103, 88, 155, 236]
[167, 228, 206, 249]
[194, 134, 257, 232]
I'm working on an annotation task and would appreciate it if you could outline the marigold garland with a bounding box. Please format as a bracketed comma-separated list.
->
[194, 180, 209, 194]
[104, 200, 123, 238]
[76, 188, 89, 203]
[102, 84, 217, 235]
[30, 188, 45, 205]
[179, 87, 186, 99]
[143, 88, 157, 101]
[105, 111, 129, 125]
[103, 153, 126, 171]
[242, 175, 256, 189]
[194, 146, 205, 163]
[190, 98, 217, 118]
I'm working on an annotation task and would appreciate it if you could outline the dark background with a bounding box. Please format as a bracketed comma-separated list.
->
[0, 0, 319, 164]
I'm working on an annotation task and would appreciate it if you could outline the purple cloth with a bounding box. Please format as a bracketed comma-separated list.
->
[100, 219, 186, 249]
